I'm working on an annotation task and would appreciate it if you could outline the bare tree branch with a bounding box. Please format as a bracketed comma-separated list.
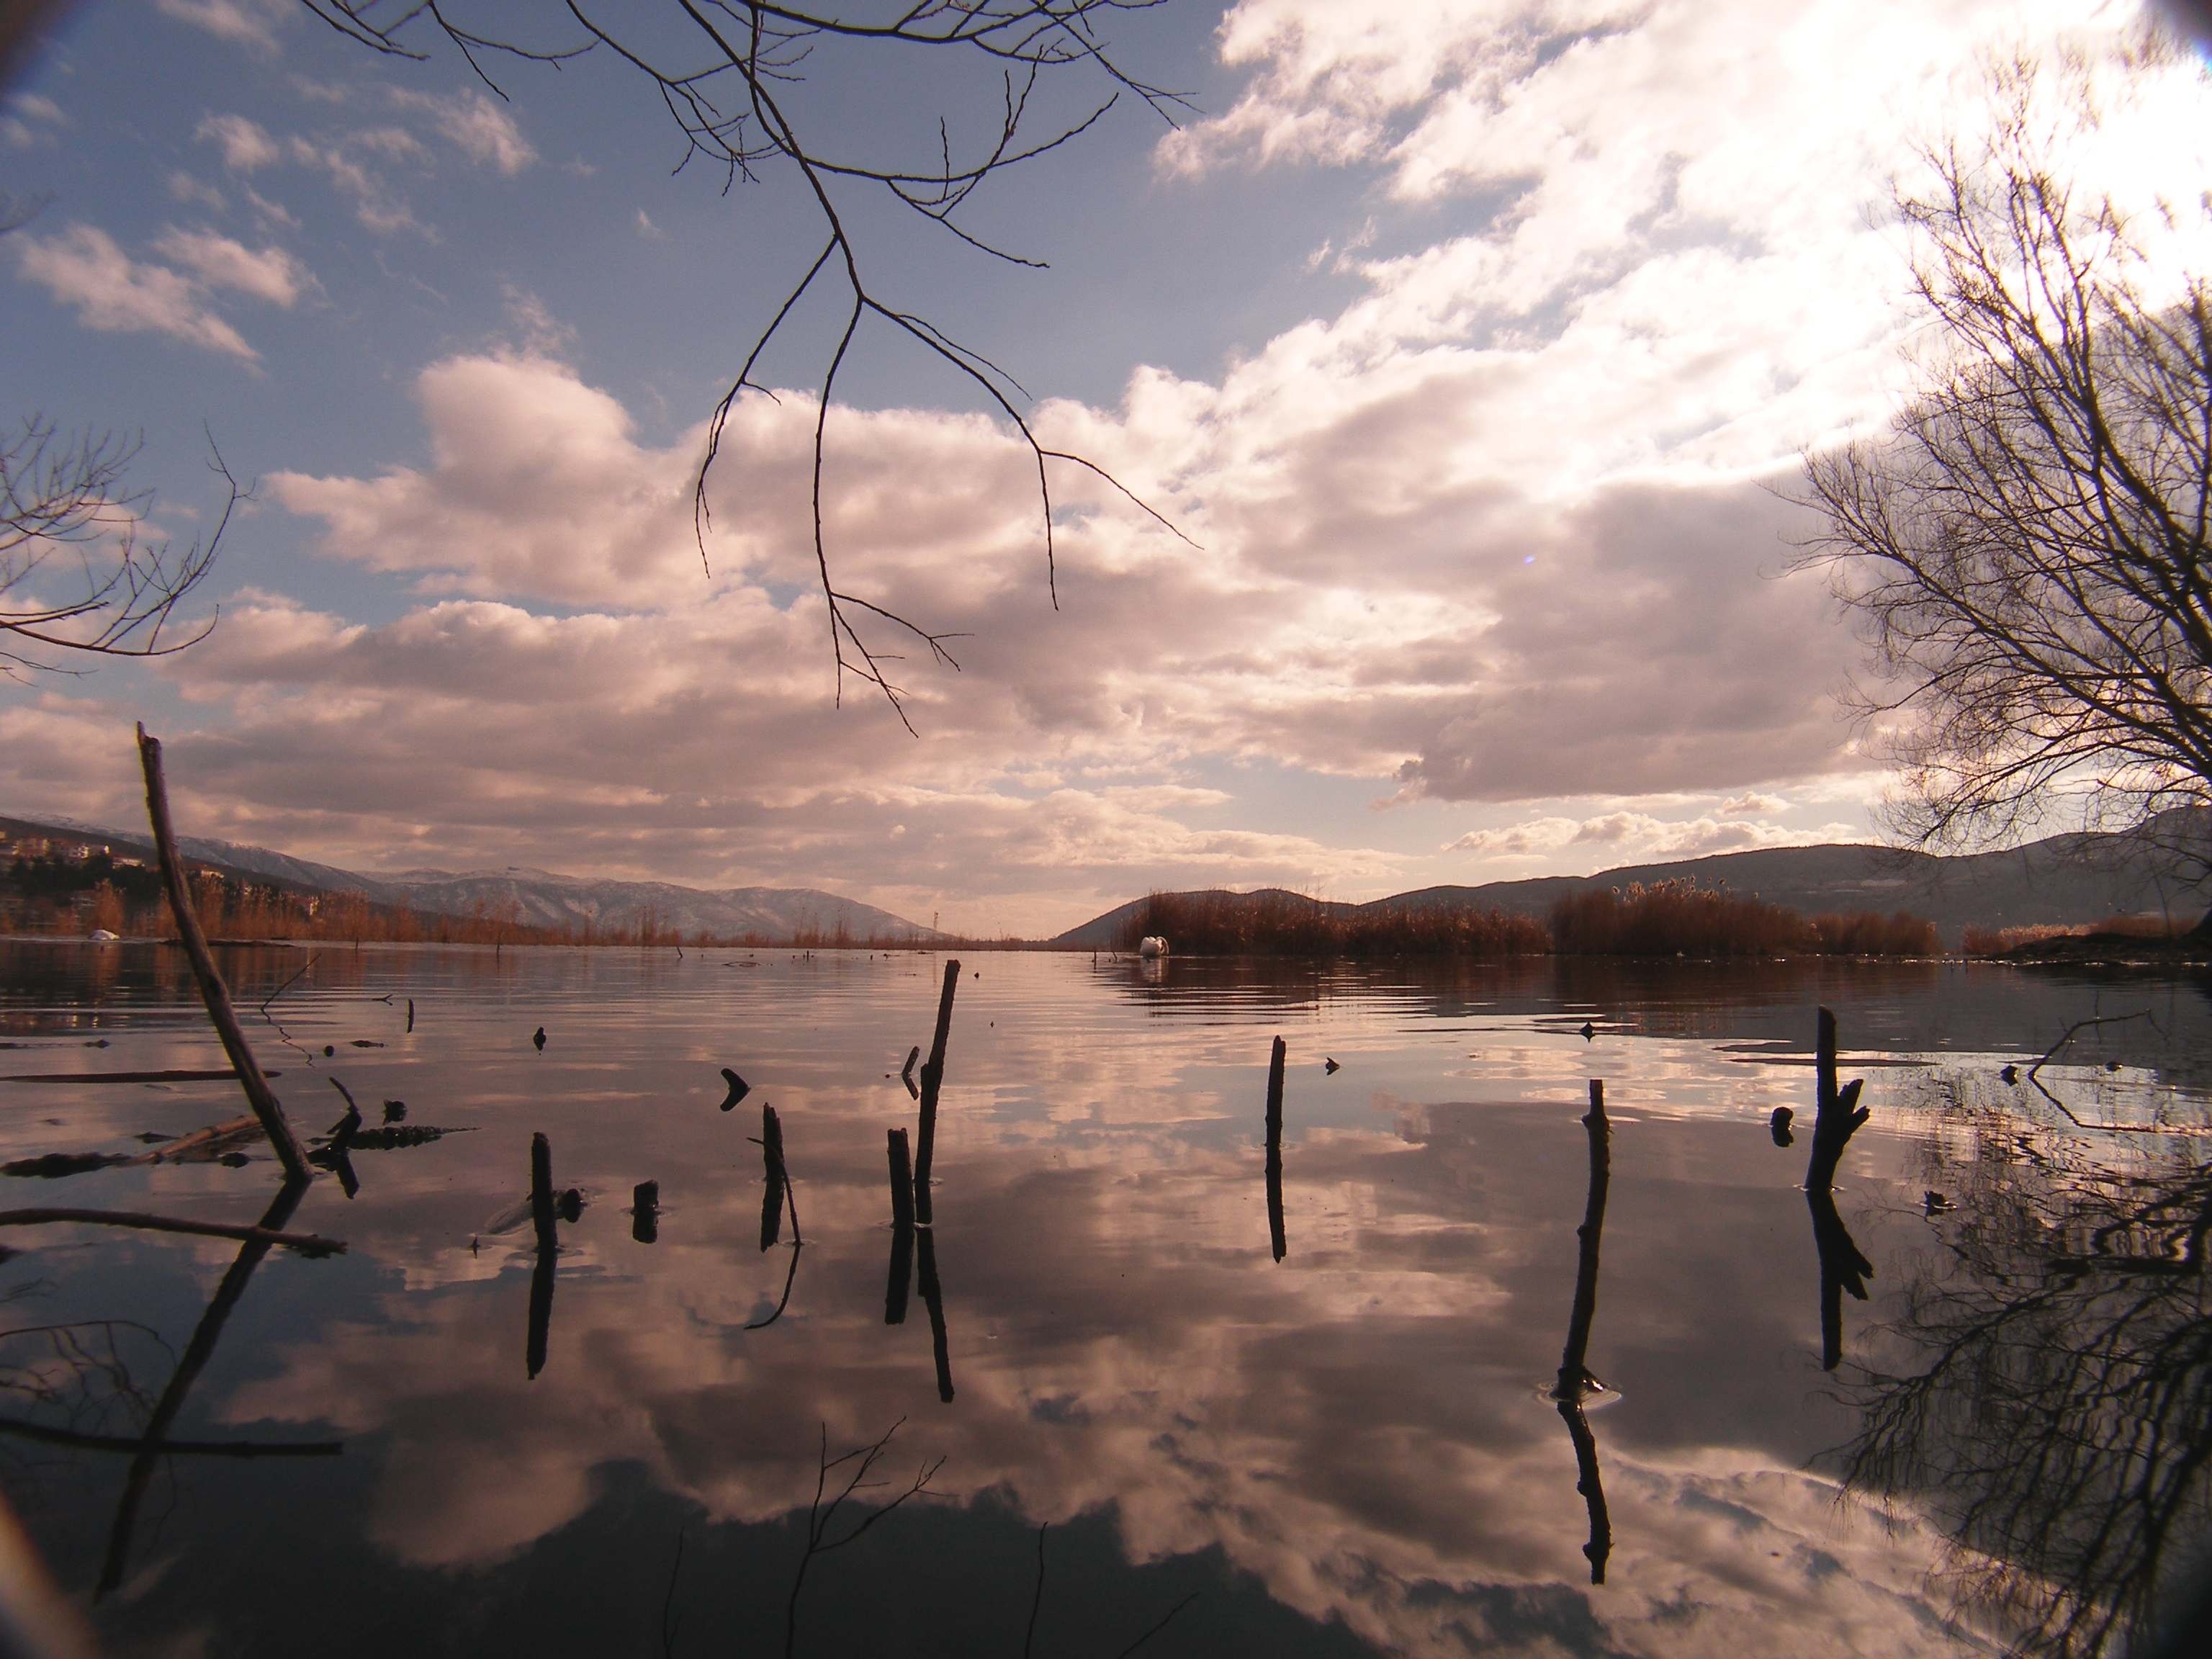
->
[302, 1, 1194, 727]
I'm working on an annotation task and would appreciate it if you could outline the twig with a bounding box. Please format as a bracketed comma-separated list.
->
[1112, 1591, 1200, 1658]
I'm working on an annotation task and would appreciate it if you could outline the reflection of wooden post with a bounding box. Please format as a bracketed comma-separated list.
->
[917, 1227, 954, 1404]
[528, 1133, 556, 1380]
[912, 960, 961, 1227]
[1264, 1035, 1287, 1262]
[1804, 1007, 1869, 1195]
[1807, 1184, 1874, 1370]
[136, 725, 310, 1183]
[1552, 1080, 1613, 1586]
[1557, 1081, 1610, 1397]
[99, 1176, 312, 1597]
[885, 1130, 914, 1326]
[760, 1105, 792, 1250]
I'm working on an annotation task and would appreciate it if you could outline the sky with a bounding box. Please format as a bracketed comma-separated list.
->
[2, 0, 2208, 936]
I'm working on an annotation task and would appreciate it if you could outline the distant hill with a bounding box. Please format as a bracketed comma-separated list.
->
[0, 813, 943, 943]
[1051, 822, 2212, 948]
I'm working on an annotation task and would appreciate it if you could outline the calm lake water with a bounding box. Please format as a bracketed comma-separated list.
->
[1, 942, 2207, 1658]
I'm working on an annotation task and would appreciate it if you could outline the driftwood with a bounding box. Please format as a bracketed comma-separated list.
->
[0, 1207, 342, 1255]
[0, 1419, 340, 1458]
[0, 1069, 279, 1084]
[1264, 1035, 1287, 1262]
[135, 725, 311, 1183]
[142, 1115, 264, 1165]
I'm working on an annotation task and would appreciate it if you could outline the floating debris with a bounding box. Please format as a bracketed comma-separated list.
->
[1323, 1057, 1341, 1075]
[532, 1027, 547, 1052]
[719, 1068, 750, 1112]
[2000, 1064, 2020, 1084]
[2, 1153, 134, 1179]
[1580, 1022, 1597, 1040]
[1769, 1106, 1794, 1148]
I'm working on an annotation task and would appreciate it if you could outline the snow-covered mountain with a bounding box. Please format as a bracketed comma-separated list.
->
[1, 814, 941, 942]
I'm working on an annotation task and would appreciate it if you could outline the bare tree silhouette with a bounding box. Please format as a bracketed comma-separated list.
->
[1799, 32, 2212, 899]
[301, 1, 1193, 730]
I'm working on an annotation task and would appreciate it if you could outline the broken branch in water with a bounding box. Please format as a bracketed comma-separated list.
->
[0, 1206, 341, 1255]
[135, 724, 311, 1183]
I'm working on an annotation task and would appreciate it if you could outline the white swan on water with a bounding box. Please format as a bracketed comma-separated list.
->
[1138, 935, 1169, 959]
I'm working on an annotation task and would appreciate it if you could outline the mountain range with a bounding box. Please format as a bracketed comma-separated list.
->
[0, 813, 943, 943]
[9, 809, 2207, 949]
[1051, 819, 2212, 948]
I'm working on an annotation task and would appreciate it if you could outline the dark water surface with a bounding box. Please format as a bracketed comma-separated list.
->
[1, 943, 2207, 1658]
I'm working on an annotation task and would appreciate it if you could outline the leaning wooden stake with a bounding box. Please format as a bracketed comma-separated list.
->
[912, 958, 961, 1228]
[136, 724, 310, 1183]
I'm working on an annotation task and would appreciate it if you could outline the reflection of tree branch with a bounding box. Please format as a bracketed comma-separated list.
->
[783, 1419, 943, 1659]
[98, 1176, 318, 1598]
[1838, 1133, 2212, 1658]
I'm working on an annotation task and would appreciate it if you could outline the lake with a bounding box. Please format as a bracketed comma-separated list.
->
[1, 941, 2207, 1658]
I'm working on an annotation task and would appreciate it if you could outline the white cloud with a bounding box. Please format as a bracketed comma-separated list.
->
[1720, 791, 1788, 817]
[1449, 808, 1856, 867]
[390, 87, 536, 174]
[156, 0, 289, 51]
[635, 207, 665, 240]
[10, 92, 64, 125]
[13, 223, 256, 359]
[197, 112, 282, 171]
[151, 226, 312, 306]
[166, 169, 227, 210]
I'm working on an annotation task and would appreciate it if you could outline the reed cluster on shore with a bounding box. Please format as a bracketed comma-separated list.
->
[1115, 880, 1941, 959]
